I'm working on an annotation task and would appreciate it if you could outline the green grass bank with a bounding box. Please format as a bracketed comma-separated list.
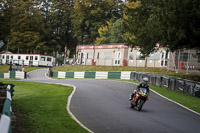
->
[0, 80, 88, 133]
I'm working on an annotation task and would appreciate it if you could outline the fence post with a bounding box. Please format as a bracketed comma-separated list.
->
[177, 49, 181, 73]
[186, 49, 190, 74]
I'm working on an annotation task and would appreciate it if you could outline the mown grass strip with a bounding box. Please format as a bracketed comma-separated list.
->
[0, 80, 89, 133]
[0, 65, 9, 73]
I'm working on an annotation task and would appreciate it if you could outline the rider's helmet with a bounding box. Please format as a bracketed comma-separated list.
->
[143, 77, 149, 84]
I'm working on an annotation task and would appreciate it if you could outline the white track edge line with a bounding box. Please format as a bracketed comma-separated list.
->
[45, 73, 93, 133]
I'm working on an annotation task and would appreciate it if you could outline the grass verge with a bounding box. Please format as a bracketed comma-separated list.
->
[0, 65, 9, 73]
[0, 65, 46, 73]
[0, 80, 88, 133]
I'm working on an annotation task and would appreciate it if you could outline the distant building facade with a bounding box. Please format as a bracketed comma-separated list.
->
[77, 44, 200, 71]
[77, 44, 170, 68]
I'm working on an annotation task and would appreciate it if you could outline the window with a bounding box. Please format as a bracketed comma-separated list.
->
[26, 56, 29, 60]
[104, 52, 112, 60]
[136, 52, 145, 60]
[30, 56, 33, 60]
[35, 56, 38, 60]
[87, 53, 93, 59]
[11, 56, 13, 59]
[183, 53, 190, 61]
[47, 57, 51, 62]
[149, 53, 159, 60]
[41, 57, 45, 61]
[2, 55, 4, 59]
[97, 53, 99, 59]
[6, 55, 9, 59]
[129, 52, 134, 60]
[18, 56, 21, 60]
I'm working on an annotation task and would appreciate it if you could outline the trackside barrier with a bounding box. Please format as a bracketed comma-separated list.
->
[95, 72, 108, 79]
[84, 72, 96, 79]
[66, 72, 74, 78]
[108, 72, 121, 79]
[121, 71, 131, 80]
[58, 71, 66, 79]
[49, 70, 200, 98]
[0, 84, 15, 133]
[0, 71, 26, 79]
[130, 72, 200, 98]
[74, 72, 84, 79]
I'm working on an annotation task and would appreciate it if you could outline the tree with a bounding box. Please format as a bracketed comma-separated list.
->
[7, 0, 45, 53]
[71, 0, 124, 44]
[0, 0, 11, 47]
[123, 0, 200, 56]
[95, 18, 125, 44]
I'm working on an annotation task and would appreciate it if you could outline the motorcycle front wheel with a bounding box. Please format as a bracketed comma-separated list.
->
[136, 99, 145, 111]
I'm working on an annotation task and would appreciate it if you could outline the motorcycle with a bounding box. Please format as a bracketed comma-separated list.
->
[130, 88, 149, 111]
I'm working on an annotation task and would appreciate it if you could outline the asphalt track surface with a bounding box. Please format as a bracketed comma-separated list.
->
[26, 69, 200, 133]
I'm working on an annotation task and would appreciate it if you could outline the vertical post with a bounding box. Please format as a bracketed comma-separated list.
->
[171, 52, 177, 73]
[167, 51, 170, 71]
[177, 49, 181, 73]
[136, 59, 137, 67]
[186, 49, 190, 74]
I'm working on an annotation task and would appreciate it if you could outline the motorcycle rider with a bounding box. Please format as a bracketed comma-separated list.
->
[129, 77, 150, 101]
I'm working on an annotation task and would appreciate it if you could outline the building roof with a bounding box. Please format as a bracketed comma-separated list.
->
[77, 44, 129, 50]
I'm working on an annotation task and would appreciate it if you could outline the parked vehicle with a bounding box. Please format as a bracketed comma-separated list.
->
[0, 53, 55, 67]
[130, 87, 149, 111]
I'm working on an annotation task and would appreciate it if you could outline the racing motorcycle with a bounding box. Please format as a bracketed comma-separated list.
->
[130, 88, 149, 111]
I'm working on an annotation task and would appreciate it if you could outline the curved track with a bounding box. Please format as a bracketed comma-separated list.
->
[26, 69, 200, 133]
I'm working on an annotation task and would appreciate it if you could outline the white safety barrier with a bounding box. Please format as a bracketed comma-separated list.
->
[0, 115, 11, 133]
[121, 71, 131, 80]
[4, 73, 9, 78]
[0, 85, 13, 133]
[74, 72, 85, 79]
[95, 72, 108, 79]
[58, 71, 66, 79]
[15, 71, 25, 79]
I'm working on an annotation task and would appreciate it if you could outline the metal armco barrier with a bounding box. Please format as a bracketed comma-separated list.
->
[0, 84, 15, 133]
[194, 84, 200, 97]
[130, 72, 200, 98]
[184, 81, 195, 95]
[175, 79, 185, 92]
[161, 76, 170, 88]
